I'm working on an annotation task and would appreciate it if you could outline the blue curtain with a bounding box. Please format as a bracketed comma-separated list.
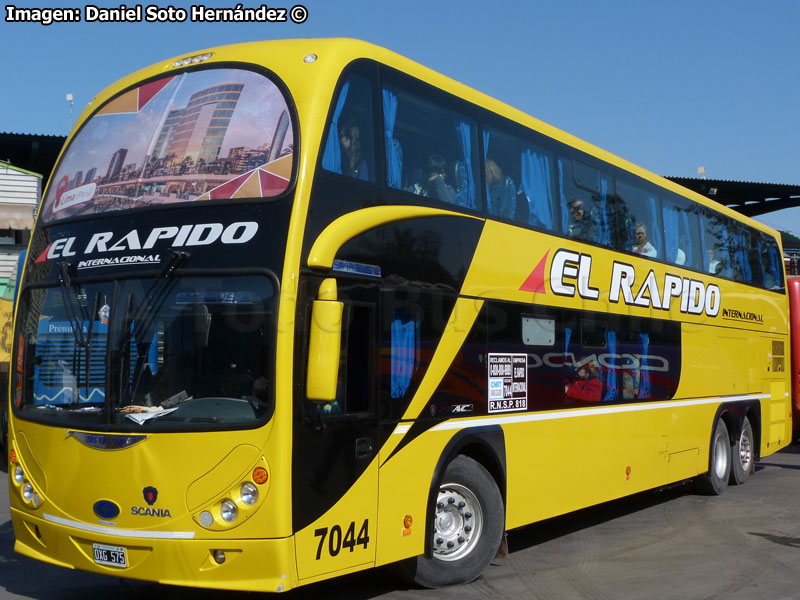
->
[520, 149, 553, 229]
[564, 326, 572, 356]
[558, 159, 568, 234]
[391, 317, 415, 398]
[662, 204, 680, 264]
[483, 130, 490, 201]
[680, 211, 693, 266]
[645, 196, 662, 256]
[321, 81, 350, 174]
[454, 122, 476, 209]
[599, 179, 611, 246]
[737, 230, 753, 283]
[719, 223, 731, 278]
[382, 88, 402, 189]
[637, 333, 650, 399]
[603, 330, 618, 402]
[768, 244, 782, 286]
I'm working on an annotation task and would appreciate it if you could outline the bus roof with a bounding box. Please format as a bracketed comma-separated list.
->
[70, 37, 780, 242]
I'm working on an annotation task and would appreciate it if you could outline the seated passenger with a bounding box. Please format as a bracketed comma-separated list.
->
[567, 198, 595, 242]
[631, 223, 657, 257]
[565, 363, 602, 403]
[486, 159, 515, 219]
[406, 154, 456, 204]
[707, 248, 723, 275]
[338, 118, 368, 181]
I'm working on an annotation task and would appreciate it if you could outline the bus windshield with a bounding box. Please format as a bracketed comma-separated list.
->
[41, 67, 294, 223]
[15, 272, 276, 431]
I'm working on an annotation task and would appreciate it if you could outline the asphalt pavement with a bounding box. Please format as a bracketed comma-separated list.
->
[3, 445, 800, 599]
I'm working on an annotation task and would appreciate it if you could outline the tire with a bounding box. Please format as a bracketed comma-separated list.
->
[399, 455, 504, 588]
[730, 417, 755, 485]
[694, 417, 731, 495]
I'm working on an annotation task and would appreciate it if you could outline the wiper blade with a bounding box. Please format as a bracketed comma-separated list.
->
[116, 250, 190, 352]
[57, 262, 87, 347]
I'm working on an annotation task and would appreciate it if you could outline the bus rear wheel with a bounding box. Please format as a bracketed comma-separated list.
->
[401, 455, 504, 588]
[730, 417, 754, 485]
[694, 417, 731, 495]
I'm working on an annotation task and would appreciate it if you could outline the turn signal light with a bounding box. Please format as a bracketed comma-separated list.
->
[9, 449, 15, 464]
[253, 467, 268, 485]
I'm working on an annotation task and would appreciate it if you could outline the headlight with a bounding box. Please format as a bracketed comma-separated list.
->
[220, 499, 238, 523]
[13, 465, 24, 484]
[240, 482, 258, 506]
[22, 482, 34, 502]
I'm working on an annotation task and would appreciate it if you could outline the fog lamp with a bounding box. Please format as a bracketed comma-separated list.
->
[213, 549, 226, 564]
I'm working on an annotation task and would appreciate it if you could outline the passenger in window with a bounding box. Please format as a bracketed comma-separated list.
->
[707, 248, 723, 275]
[338, 118, 368, 181]
[631, 223, 657, 257]
[565, 362, 602, 403]
[567, 198, 595, 242]
[486, 159, 515, 219]
[674, 241, 686, 266]
[406, 154, 455, 204]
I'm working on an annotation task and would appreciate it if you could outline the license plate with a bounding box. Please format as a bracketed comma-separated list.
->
[92, 543, 127, 568]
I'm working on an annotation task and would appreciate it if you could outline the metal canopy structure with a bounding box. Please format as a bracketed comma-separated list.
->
[664, 176, 800, 217]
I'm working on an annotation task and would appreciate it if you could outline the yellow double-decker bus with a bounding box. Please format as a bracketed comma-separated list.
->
[7, 39, 791, 592]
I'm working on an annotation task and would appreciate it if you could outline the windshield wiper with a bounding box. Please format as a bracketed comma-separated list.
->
[116, 250, 190, 405]
[116, 250, 190, 353]
[57, 261, 87, 347]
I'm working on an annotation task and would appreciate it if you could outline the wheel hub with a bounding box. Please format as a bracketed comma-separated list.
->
[432, 482, 483, 561]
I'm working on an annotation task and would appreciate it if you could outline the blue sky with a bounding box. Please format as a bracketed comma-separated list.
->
[2, 0, 799, 233]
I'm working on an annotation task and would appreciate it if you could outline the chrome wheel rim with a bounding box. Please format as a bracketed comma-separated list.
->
[739, 429, 753, 472]
[432, 482, 483, 561]
[714, 432, 729, 479]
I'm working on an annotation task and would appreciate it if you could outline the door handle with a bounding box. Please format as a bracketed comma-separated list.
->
[355, 437, 373, 460]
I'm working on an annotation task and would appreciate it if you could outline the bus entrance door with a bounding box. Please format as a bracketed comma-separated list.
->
[293, 277, 380, 581]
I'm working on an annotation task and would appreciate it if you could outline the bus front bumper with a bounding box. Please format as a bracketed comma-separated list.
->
[11, 508, 297, 593]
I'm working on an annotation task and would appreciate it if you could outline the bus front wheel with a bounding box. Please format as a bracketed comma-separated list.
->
[401, 455, 504, 588]
[730, 417, 754, 485]
[695, 417, 731, 495]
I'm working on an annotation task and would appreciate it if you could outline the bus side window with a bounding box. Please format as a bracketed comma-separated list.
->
[382, 81, 481, 211]
[701, 210, 733, 279]
[661, 195, 702, 270]
[483, 124, 556, 231]
[615, 179, 663, 260]
[321, 73, 375, 182]
[558, 156, 614, 247]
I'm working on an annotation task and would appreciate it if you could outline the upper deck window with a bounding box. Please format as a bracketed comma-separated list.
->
[41, 68, 294, 223]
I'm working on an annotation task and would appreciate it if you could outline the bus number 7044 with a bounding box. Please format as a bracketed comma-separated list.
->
[314, 519, 370, 560]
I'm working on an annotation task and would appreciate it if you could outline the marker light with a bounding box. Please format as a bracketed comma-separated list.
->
[9, 450, 15, 464]
[199, 511, 213, 527]
[32, 493, 41, 508]
[22, 482, 34, 502]
[172, 53, 213, 68]
[240, 482, 258, 505]
[13, 465, 24, 484]
[404, 515, 413, 528]
[253, 467, 268, 485]
[220, 499, 238, 523]
[304, 54, 318, 63]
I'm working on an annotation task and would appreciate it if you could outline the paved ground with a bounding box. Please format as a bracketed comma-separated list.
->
[3, 445, 800, 599]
